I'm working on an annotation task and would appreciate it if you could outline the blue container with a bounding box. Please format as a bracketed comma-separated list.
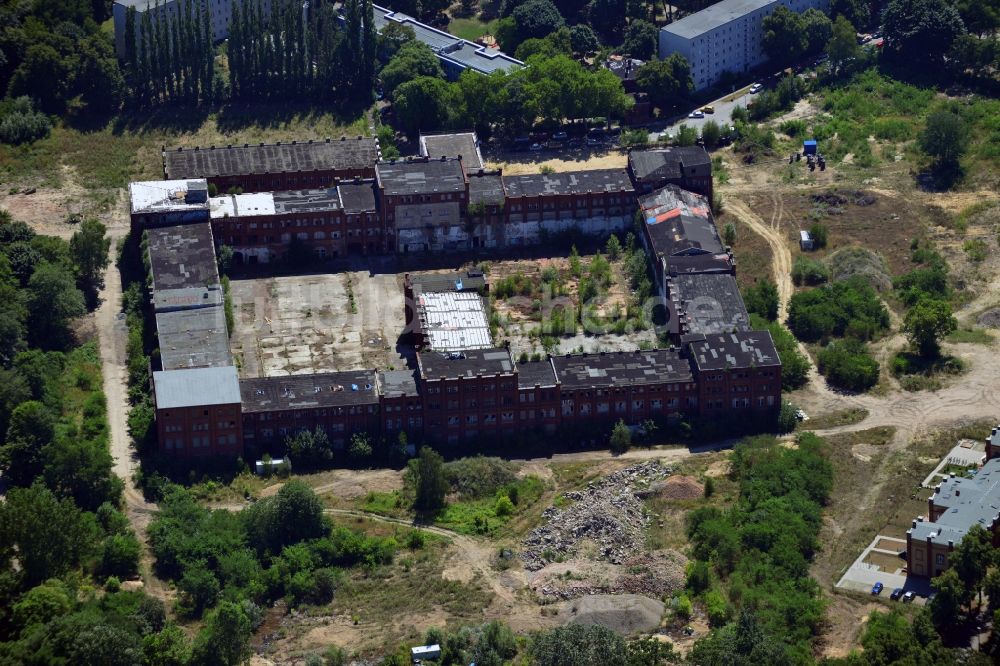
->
[803, 140, 818, 155]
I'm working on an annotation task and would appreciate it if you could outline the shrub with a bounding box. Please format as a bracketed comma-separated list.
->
[808, 223, 828, 249]
[743, 281, 779, 321]
[791, 256, 829, 286]
[444, 457, 518, 500]
[494, 494, 515, 517]
[817, 338, 880, 391]
[787, 276, 890, 342]
[704, 589, 732, 626]
[0, 97, 52, 145]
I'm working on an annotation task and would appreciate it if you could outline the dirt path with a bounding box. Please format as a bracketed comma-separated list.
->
[725, 196, 793, 318]
[95, 231, 168, 603]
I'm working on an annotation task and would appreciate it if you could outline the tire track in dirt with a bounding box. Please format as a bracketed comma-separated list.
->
[726, 197, 793, 318]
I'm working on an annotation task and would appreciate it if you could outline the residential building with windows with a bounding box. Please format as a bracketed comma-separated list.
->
[658, 0, 829, 91]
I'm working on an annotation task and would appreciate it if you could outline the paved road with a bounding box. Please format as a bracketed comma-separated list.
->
[647, 87, 755, 141]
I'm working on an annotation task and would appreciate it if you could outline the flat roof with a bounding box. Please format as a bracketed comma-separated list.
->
[273, 189, 341, 215]
[687, 330, 781, 371]
[516, 358, 558, 388]
[155, 305, 232, 371]
[912, 458, 1000, 546]
[418, 347, 514, 380]
[376, 158, 467, 196]
[163, 137, 380, 180]
[379, 369, 421, 398]
[147, 222, 220, 291]
[468, 171, 506, 206]
[640, 185, 722, 258]
[552, 349, 693, 389]
[629, 147, 710, 182]
[660, 0, 775, 40]
[503, 169, 634, 198]
[407, 269, 487, 294]
[153, 286, 223, 313]
[417, 291, 493, 352]
[338, 180, 378, 213]
[371, 4, 523, 76]
[420, 133, 483, 171]
[668, 273, 749, 336]
[240, 371, 379, 413]
[153, 366, 241, 409]
[663, 253, 734, 276]
[129, 179, 209, 215]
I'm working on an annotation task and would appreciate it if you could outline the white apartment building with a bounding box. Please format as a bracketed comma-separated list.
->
[659, 0, 829, 91]
[112, 0, 275, 59]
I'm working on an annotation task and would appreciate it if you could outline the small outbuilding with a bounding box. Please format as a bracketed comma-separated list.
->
[799, 230, 814, 251]
[802, 139, 818, 155]
[411, 644, 441, 663]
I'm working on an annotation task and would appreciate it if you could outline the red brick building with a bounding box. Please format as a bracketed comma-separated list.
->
[376, 157, 470, 253]
[238, 371, 382, 453]
[686, 331, 782, 416]
[208, 181, 378, 264]
[152, 366, 244, 458]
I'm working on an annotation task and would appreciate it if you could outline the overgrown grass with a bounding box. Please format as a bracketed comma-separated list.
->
[447, 17, 498, 42]
[0, 107, 368, 194]
[435, 476, 545, 536]
[801, 407, 870, 431]
[816, 68, 1000, 178]
[946, 327, 994, 345]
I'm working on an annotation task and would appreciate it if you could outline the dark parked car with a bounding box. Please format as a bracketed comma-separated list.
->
[871, 582, 884, 596]
[890, 587, 904, 600]
[903, 591, 916, 603]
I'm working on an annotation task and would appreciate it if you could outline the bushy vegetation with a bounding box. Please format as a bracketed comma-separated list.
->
[787, 276, 889, 342]
[750, 315, 810, 391]
[0, 97, 52, 146]
[743, 281, 779, 321]
[686, 434, 832, 662]
[817, 338, 881, 392]
[149, 481, 401, 618]
[791, 256, 829, 286]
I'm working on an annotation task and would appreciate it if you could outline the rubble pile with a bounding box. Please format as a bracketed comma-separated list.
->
[531, 550, 688, 600]
[521, 461, 670, 571]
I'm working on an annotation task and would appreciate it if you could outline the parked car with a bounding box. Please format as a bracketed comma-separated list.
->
[903, 591, 916, 603]
[890, 587, 904, 600]
[689, 110, 704, 119]
[585, 137, 603, 146]
[529, 143, 544, 152]
[551, 131, 569, 141]
[749, 83, 763, 94]
[871, 582, 884, 596]
[795, 409, 808, 421]
[701, 105, 715, 114]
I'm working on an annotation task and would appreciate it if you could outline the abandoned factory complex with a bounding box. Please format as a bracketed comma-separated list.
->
[134, 134, 781, 459]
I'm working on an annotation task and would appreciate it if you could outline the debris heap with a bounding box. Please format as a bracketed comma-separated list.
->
[521, 461, 670, 571]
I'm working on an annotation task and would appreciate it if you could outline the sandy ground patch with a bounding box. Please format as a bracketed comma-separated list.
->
[658, 475, 703, 500]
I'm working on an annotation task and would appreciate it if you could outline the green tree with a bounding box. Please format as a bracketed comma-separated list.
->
[243, 480, 327, 555]
[70, 623, 143, 666]
[920, 110, 969, 172]
[807, 223, 827, 249]
[620, 20, 658, 60]
[930, 568, 969, 631]
[610, 418, 631, 454]
[12, 578, 73, 630]
[413, 446, 448, 513]
[7, 44, 70, 114]
[349, 432, 374, 463]
[179, 562, 220, 617]
[984, 567, 1000, 609]
[882, 0, 966, 64]
[101, 533, 141, 579]
[903, 298, 957, 358]
[512, 0, 565, 43]
[954, 0, 1000, 36]
[26, 262, 86, 349]
[531, 624, 627, 666]
[635, 54, 693, 111]
[800, 9, 832, 54]
[69, 219, 111, 306]
[190, 601, 252, 666]
[381, 41, 444, 96]
[589, 0, 627, 41]
[143, 625, 191, 666]
[952, 524, 993, 607]
[829, 0, 869, 28]
[827, 15, 862, 74]
[762, 6, 808, 64]
[743, 282, 779, 321]
[1, 400, 55, 486]
[378, 22, 416, 61]
[700, 120, 722, 149]
[393, 76, 454, 136]
[722, 221, 736, 246]
[0, 484, 101, 586]
[570, 24, 601, 53]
